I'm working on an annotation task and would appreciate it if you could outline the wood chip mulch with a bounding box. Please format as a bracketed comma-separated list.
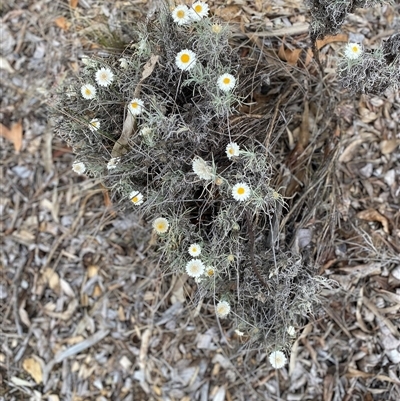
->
[1, 1, 399, 400]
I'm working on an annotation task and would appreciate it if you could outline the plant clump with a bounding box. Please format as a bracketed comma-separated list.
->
[338, 33, 400, 94]
[306, 0, 399, 95]
[54, 1, 333, 358]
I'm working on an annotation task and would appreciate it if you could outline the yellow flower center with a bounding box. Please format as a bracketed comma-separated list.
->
[101, 73, 107, 80]
[228, 148, 234, 154]
[237, 187, 245, 195]
[157, 223, 164, 231]
[177, 10, 185, 18]
[131, 102, 138, 109]
[132, 196, 139, 203]
[192, 247, 197, 253]
[194, 5, 202, 13]
[85, 88, 91, 95]
[223, 77, 231, 85]
[352, 46, 358, 52]
[207, 269, 214, 276]
[180, 53, 190, 63]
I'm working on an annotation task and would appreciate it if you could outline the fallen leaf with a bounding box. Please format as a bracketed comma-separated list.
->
[139, 54, 159, 82]
[359, 107, 378, 123]
[54, 16, 70, 31]
[112, 55, 159, 158]
[316, 33, 348, 50]
[278, 43, 302, 65]
[19, 300, 31, 327]
[380, 139, 399, 154]
[22, 357, 43, 384]
[357, 209, 390, 234]
[0, 121, 22, 153]
[69, 0, 79, 8]
[339, 138, 364, 163]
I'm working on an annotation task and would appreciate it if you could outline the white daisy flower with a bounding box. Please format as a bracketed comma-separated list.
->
[216, 301, 231, 318]
[107, 157, 120, 170]
[129, 190, 144, 205]
[153, 217, 169, 234]
[81, 84, 96, 99]
[227, 254, 235, 262]
[226, 142, 240, 159]
[269, 351, 287, 369]
[192, 157, 213, 180]
[205, 267, 215, 277]
[214, 177, 223, 186]
[287, 326, 296, 336]
[217, 73, 236, 92]
[185, 259, 205, 278]
[171, 5, 192, 25]
[72, 161, 86, 175]
[119, 58, 128, 69]
[190, 1, 209, 21]
[211, 24, 222, 34]
[175, 49, 197, 71]
[188, 243, 201, 257]
[128, 98, 144, 116]
[344, 43, 363, 60]
[140, 126, 153, 136]
[232, 182, 251, 202]
[88, 118, 100, 132]
[95, 67, 114, 87]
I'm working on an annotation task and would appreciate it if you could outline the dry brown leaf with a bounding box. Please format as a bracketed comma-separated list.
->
[22, 357, 43, 384]
[346, 368, 400, 385]
[54, 16, 70, 31]
[19, 299, 31, 327]
[112, 55, 159, 158]
[337, 263, 381, 277]
[359, 107, 378, 123]
[69, 0, 79, 8]
[316, 33, 348, 50]
[380, 139, 399, 154]
[0, 121, 22, 153]
[339, 139, 365, 163]
[357, 209, 390, 234]
[278, 43, 302, 65]
[139, 54, 159, 82]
